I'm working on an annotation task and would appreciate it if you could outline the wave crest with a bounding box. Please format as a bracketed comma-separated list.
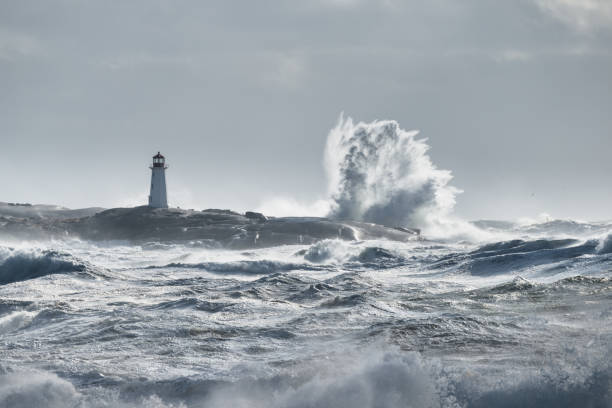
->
[0, 247, 87, 285]
[0, 366, 80, 408]
[596, 233, 612, 254]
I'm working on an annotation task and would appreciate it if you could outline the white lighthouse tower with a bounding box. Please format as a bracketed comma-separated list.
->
[148, 152, 168, 208]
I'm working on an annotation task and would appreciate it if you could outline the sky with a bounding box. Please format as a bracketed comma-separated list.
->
[1, 0, 611, 221]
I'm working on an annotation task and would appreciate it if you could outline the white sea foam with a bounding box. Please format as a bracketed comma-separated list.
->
[596, 233, 612, 254]
[201, 346, 612, 408]
[0, 368, 80, 408]
[203, 349, 440, 408]
[0, 310, 37, 334]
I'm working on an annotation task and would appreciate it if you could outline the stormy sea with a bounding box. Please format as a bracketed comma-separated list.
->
[1, 118, 610, 407]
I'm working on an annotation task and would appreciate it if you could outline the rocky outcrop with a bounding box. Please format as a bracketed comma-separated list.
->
[0, 205, 419, 248]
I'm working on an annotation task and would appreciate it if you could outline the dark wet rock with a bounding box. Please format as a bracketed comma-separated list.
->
[393, 226, 420, 235]
[244, 211, 268, 222]
[0, 205, 419, 249]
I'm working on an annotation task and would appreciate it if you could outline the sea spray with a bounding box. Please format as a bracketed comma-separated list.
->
[324, 116, 460, 229]
[256, 115, 497, 241]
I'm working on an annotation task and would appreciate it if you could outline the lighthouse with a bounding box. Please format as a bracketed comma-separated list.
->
[148, 152, 168, 208]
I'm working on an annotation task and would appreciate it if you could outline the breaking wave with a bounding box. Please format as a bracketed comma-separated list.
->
[298, 239, 405, 267]
[0, 247, 87, 285]
[0, 366, 80, 408]
[324, 115, 460, 229]
[0, 310, 38, 335]
[597, 233, 612, 254]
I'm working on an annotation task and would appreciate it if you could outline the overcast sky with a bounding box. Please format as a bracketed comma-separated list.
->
[2, 0, 611, 221]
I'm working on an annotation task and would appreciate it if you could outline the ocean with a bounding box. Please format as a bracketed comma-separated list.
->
[1, 218, 611, 407]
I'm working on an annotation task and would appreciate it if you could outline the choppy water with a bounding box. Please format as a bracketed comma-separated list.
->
[1, 220, 611, 407]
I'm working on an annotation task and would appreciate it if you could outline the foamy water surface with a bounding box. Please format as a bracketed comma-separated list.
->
[1, 219, 611, 407]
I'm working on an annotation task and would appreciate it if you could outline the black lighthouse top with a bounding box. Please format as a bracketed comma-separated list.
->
[152, 152, 165, 167]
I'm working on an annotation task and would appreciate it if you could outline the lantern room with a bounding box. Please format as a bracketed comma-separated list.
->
[152, 152, 166, 168]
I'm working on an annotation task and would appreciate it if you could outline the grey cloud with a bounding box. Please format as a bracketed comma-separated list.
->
[535, 0, 612, 32]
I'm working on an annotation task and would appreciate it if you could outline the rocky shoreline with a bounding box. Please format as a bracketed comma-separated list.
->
[0, 203, 419, 249]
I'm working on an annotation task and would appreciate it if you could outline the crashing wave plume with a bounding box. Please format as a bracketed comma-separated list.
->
[325, 116, 460, 228]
